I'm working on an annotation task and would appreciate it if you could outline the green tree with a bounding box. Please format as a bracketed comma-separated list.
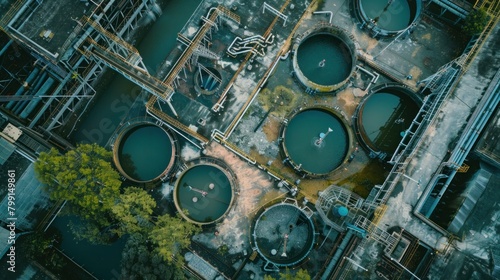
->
[264, 269, 311, 280]
[121, 233, 185, 280]
[35, 144, 122, 243]
[462, 8, 490, 36]
[149, 214, 201, 263]
[21, 231, 67, 274]
[35, 144, 121, 225]
[112, 187, 156, 236]
[292, 269, 311, 280]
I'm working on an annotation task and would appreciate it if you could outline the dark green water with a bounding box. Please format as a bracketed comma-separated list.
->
[52, 216, 127, 279]
[284, 109, 348, 174]
[360, 92, 419, 153]
[360, 0, 411, 31]
[72, 0, 202, 145]
[176, 165, 232, 223]
[118, 125, 172, 181]
[296, 34, 352, 86]
[53, 1, 202, 277]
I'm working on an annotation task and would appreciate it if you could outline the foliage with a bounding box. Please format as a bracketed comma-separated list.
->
[121, 233, 185, 280]
[149, 214, 201, 263]
[21, 231, 67, 273]
[35, 144, 122, 226]
[112, 187, 156, 236]
[218, 244, 229, 255]
[264, 269, 311, 280]
[67, 218, 116, 244]
[292, 269, 311, 280]
[23, 231, 53, 260]
[462, 8, 490, 36]
[258, 85, 297, 117]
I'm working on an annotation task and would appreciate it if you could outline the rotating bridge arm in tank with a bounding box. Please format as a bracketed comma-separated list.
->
[184, 182, 231, 205]
[184, 183, 208, 197]
[315, 127, 333, 146]
[281, 234, 289, 257]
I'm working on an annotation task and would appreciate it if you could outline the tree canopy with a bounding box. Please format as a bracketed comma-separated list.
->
[149, 214, 201, 263]
[35, 144, 201, 273]
[462, 8, 490, 36]
[264, 269, 311, 280]
[35, 143, 122, 225]
[121, 233, 185, 280]
[112, 187, 156, 236]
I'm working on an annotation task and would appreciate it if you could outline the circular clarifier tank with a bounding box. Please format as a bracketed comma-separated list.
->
[174, 161, 235, 225]
[356, 85, 421, 156]
[194, 65, 222, 95]
[253, 202, 316, 267]
[292, 24, 357, 92]
[281, 107, 351, 176]
[113, 123, 175, 183]
[356, 0, 422, 36]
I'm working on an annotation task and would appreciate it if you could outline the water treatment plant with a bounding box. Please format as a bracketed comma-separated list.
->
[113, 121, 177, 182]
[0, 0, 500, 279]
[280, 106, 351, 176]
[174, 158, 236, 225]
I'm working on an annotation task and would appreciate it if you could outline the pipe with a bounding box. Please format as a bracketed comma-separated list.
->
[6, 67, 40, 109]
[20, 77, 55, 119]
[222, 143, 256, 165]
[212, 84, 232, 112]
[147, 108, 204, 149]
[5, 0, 34, 28]
[280, 51, 290, 60]
[0, 40, 13, 56]
[13, 71, 48, 115]
[225, 51, 281, 138]
[313, 11, 333, 24]
[43, 200, 67, 232]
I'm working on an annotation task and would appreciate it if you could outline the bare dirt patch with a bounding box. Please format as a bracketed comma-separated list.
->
[262, 115, 281, 142]
[337, 88, 360, 116]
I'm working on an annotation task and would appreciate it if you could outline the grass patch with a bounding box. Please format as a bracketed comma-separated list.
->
[258, 85, 298, 117]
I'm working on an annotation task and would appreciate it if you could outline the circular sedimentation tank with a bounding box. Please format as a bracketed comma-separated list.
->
[194, 65, 222, 95]
[280, 106, 351, 176]
[355, 0, 422, 36]
[174, 161, 235, 225]
[292, 24, 357, 92]
[113, 123, 175, 183]
[253, 202, 316, 267]
[355, 84, 421, 156]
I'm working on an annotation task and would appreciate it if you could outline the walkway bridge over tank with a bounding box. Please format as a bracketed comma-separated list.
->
[78, 16, 174, 102]
[77, 6, 240, 116]
[362, 0, 500, 212]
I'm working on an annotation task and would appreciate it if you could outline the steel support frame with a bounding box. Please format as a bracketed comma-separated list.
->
[42, 0, 153, 131]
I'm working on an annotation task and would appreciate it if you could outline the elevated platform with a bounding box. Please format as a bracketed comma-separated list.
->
[430, 0, 470, 19]
[475, 104, 500, 169]
[5, 0, 92, 60]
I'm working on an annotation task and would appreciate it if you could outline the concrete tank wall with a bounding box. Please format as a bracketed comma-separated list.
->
[292, 23, 358, 93]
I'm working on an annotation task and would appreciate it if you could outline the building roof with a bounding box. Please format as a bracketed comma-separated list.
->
[0, 137, 15, 165]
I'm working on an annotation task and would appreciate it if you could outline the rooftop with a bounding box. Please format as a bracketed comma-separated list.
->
[7, 0, 91, 58]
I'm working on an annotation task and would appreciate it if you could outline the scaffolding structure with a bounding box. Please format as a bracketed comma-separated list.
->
[354, 216, 400, 254]
[460, 0, 500, 72]
[363, 59, 462, 211]
[146, 5, 240, 129]
[316, 186, 366, 232]
[0, 0, 24, 32]
[0, 0, 162, 133]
